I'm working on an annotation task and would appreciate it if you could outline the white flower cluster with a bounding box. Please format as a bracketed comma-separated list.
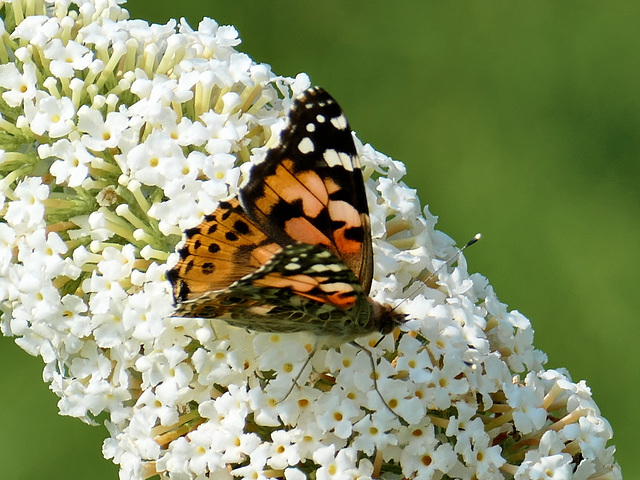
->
[0, 1, 621, 479]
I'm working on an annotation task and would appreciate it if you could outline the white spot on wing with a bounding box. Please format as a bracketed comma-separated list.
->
[298, 137, 315, 154]
[310, 263, 345, 273]
[338, 152, 353, 170]
[323, 149, 355, 171]
[316, 114, 325, 123]
[323, 149, 342, 168]
[306, 123, 316, 132]
[330, 114, 348, 130]
[320, 282, 353, 294]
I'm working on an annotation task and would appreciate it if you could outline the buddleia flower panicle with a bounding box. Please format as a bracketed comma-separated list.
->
[0, 2, 621, 480]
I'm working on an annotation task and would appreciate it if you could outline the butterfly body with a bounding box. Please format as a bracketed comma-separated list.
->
[167, 87, 405, 342]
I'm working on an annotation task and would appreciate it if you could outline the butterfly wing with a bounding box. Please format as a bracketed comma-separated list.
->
[240, 87, 373, 294]
[167, 198, 282, 302]
[173, 243, 376, 337]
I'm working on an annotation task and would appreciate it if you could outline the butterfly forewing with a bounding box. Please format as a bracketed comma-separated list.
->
[240, 88, 373, 293]
[167, 198, 281, 300]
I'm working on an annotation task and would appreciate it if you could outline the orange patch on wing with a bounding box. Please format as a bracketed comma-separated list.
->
[254, 273, 321, 292]
[297, 169, 329, 205]
[263, 161, 326, 217]
[254, 273, 357, 309]
[284, 217, 332, 248]
[297, 291, 357, 309]
[328, 200, 362, 254]
[323, 177, 341, 195]
[254, 184, 283, 216]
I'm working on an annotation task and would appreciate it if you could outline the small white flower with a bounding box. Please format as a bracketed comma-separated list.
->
[126, 131, 187, 187]
[313, 446, 357, 480]
[122, 291, 167, 341]
[5, 177, 48, 230]
[0, 223, 16, 274]
[505, 374, 548, 435]
[395, 334, 433, 382]
[517, 454, 574, 480]
[423, 357, 470, 410]
[136, 389, 179, 426]
[0, 62, 37, 107]
[43, 39, 93, 79]
[316, 393, 362, 439]
[230, 443, 270, 480]
[267, 429, 302, 469]
[11, 15, 60, 46]
[400, 424, 457, 479]
[183, 425, 226, 475]
[77, 106, 129, 150]
[24, 92, 75, 137]
[352, 411, 398, 456]
[45, 138, 94, 187]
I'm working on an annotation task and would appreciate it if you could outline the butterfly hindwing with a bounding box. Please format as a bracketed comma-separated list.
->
[173, 243, 374, 336]
[240, 88, 373, 293]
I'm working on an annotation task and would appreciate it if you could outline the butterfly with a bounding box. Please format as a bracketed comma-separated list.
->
[167, 86, 405, 348]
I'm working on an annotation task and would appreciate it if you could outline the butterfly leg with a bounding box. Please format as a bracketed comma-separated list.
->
[350, 341, 403, 421]
[278, 339, 319, 402]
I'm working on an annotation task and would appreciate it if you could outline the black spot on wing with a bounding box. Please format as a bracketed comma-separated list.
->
[225, 231, 238, 241]
[184, 227, 200, 238]
[343, 226, 365, 242]
[202, 262, 215, 275]
[177, 281, 191, 301]
[165, 268, 179, 283]
[234, 220, 250, 235]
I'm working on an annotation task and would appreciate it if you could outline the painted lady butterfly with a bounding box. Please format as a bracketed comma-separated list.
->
[167, 87, 405, 345]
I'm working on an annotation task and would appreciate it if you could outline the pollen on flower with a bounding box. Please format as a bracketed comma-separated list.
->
[0, 2, 620, 480]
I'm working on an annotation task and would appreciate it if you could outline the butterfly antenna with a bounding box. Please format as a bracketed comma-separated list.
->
[393, 233, 482, 312]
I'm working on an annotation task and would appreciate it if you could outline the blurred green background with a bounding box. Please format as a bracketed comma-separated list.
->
[2, 1, 637, 478]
